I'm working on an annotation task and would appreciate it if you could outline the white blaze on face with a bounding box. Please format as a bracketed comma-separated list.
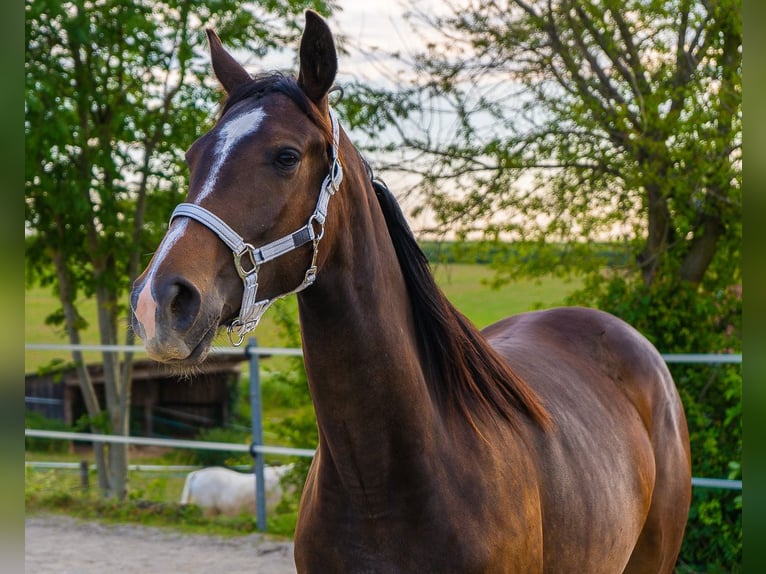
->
[134, 220, 189, 342]
[134, 106, 266, 343]
[199, 107, 267, 201]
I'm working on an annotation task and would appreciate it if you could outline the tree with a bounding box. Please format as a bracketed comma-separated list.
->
[347, 0, 740, 288]
[338, 0, 741, 568]
[25, 0, 336, 500]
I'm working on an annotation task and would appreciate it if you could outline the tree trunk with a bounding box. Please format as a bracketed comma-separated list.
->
[637, 180, 672, 286]
[52, 250, 110, 494]
[95, 283, 130, 500]
[679, 214, 724, 286]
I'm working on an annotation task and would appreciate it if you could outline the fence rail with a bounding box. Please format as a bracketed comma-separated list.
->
[24, 343, 742, 364]
[25, 461, 252, 472]
[661, 353, 741, 364]
[24, 343, 303, 356]
[23, 428, 742, 491]
[24, 429, 316, 458]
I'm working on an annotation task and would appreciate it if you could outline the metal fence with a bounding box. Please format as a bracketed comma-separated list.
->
[25, 341, 743, 529]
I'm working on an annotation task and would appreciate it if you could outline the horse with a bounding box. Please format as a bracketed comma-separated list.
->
[180, 465, 291, 517]
[131, 10, 691, 572]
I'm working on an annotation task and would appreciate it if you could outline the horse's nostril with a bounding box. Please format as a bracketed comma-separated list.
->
[160, 276, 201, 333]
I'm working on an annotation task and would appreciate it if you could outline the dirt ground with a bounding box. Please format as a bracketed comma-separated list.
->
[25, 514, 297, 573]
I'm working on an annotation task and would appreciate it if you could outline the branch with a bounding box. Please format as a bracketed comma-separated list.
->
[543, 18, 633, 151]
[609, 6, 652, 100]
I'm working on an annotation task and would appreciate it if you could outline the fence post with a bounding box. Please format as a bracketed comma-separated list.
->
[79, 460, 89, 493]
[247, 337, 267, 531]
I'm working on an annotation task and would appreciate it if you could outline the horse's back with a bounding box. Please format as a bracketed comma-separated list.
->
[483, 306, 686, 437]
[483, 306, 691, 572]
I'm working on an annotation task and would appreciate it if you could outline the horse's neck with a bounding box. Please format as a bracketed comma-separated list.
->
[296, 173, 440, 511]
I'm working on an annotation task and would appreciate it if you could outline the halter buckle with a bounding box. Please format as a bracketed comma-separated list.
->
[330, 158, 343, 193]
[228, 310, 267, 346]
[234, 244, 258, 278]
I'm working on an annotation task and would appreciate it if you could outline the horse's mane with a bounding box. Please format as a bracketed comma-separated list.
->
[372, 180, 551, 433]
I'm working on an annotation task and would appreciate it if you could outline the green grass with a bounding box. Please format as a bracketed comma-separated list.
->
[24, 465, 296, 538]
[431, 263, 580, 328]
[25, 264, 580, 373]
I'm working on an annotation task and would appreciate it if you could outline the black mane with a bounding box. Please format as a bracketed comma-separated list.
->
[372, 180, 550, 432]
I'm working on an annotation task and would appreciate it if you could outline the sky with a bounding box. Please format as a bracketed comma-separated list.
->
[258, 1, 447, 86]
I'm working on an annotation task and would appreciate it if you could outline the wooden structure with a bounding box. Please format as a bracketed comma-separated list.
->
[25, 354, 245, 437]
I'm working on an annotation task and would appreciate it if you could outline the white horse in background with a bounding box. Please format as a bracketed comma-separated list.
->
[180, 465, 293, 516]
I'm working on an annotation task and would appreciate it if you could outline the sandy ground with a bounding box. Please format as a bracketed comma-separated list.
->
[25, 514, 297, 574]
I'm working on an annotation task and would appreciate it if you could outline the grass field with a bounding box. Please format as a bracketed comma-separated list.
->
[430, 263, 580, 327]
[24, 263, 580, 373]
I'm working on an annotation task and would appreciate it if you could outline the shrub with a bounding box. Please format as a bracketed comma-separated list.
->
[25, 410, 71, 453]
[182, 426, 252, 468]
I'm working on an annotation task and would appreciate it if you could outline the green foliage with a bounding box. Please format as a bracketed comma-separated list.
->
[261, 299, 312, 410]
[676, 364, 742, 570]
[181, 427, 252, 468]
[74, 410, 112, 434]
[24, 411, 71, 453]
[268, 405, 317, 512]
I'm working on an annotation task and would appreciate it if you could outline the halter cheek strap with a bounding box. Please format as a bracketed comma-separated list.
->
[169, 108, 343, 346]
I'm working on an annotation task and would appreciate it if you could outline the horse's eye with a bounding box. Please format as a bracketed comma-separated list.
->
[275, 149, 300, 170]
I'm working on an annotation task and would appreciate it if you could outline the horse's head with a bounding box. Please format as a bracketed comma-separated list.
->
[131, 11, 341, 365]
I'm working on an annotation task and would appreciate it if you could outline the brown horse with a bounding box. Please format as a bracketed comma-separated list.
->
[131, 11, 691, 572]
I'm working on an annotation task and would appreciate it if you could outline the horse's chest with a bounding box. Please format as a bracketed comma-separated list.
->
[294, 481, 543, 573]
[295, 521, 538, 573]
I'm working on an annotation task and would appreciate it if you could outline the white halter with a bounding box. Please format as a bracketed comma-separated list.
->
[169, 109, 343, 345]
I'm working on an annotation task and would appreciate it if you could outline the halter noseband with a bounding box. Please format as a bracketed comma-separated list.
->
[169, 108, 343, 346]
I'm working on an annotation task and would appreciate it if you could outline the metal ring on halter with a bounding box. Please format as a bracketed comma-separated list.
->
[229, 320, 247, 346]
[308, 214, 325, 242]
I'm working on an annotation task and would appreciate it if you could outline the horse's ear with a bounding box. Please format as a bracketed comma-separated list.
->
[298, 10, 338, 106]
[206, 29, 252, 95]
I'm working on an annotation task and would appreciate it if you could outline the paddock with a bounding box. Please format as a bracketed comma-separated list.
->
[25, 514, 296, 574]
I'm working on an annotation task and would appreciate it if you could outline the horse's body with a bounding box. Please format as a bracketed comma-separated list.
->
[131, 10, 691, 572]
[180, 465, 290, 516]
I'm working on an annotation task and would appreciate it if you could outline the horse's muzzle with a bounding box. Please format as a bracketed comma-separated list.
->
[131, 274, 215, 364]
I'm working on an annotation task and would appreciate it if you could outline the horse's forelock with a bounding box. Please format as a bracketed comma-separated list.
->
[219, 73, 334, 151]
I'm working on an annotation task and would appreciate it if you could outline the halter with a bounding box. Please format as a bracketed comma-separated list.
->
[169, 108, 343, 346]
